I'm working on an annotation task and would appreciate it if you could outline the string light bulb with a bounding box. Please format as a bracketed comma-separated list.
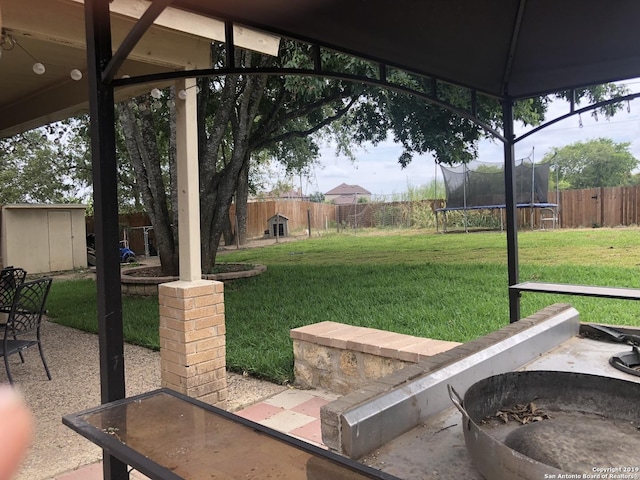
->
[176, 84, 200, 101]
[1, 32, 86, 78]
[32, 62, 45, 75]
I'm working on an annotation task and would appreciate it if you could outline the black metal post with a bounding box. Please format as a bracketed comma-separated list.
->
[84, 1, 127, 478]
[503, 98, 521, 323]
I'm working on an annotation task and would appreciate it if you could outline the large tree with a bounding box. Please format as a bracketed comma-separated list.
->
[115, 41, 628, 275]
[117, 43, 368, 274]
[542, 138, 638, 189]
[0, 124, 90, 204]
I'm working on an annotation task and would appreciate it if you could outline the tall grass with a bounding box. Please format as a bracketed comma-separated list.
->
[48, 227, 640, 383]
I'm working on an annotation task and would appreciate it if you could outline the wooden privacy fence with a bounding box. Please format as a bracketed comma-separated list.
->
[552, 187, 640, 228]
[228, 201, 337, 238]
[335, 187, 640, 230]
[476, 187, 640, 229]
[458, 187, 640, 230]
[87, 202, 339, 254]
[85, 211, 154, 256]
[86, 187, 640, 253]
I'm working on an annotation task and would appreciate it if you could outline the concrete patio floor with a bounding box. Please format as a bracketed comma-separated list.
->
[6, 320, 159, 480]
[6, 320, 322, 480]
[8, 237, 323, 479]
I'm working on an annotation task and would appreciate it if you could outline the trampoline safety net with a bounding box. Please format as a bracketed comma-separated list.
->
[440, 158, 550, 208]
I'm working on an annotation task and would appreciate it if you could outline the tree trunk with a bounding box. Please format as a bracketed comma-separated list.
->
[116, 47, 361, 276]
[222, 208, 234, 246]
[235, 156, 250, 245]
[116, 99, 178, 275]
[199, 70, 269, 272]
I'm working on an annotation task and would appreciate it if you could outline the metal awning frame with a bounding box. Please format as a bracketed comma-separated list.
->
[110, 26, 640, 147]
[82, 2, 640, 478]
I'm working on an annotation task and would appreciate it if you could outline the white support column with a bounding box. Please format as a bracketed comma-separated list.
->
[162, 77, 227, 405]
[175, 77, 201, 281]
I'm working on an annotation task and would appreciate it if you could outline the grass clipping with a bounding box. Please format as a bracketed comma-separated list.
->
[492, 400, 552, 425]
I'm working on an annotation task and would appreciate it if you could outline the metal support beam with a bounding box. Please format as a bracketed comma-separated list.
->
[113, 67, 505, 142]
[225, 21, 235, 68]
[503, 98, 521, 323]
[501, 0, 526, 93]
[84, 0, 127, 478]
[102, 0, 174, 83]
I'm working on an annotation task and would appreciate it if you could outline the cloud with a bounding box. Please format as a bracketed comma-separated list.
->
[312, 88, 640, 196]
[314, 145, 438, 196]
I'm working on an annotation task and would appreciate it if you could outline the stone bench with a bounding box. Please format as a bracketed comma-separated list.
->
[290, 321, 461, 395]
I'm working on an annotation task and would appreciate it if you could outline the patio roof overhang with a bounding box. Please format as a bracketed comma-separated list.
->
[4, 0, 640, 138]
[0, 0, 279, 137]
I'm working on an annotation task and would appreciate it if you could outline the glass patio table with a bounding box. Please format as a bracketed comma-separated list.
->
[63, 388, 400, 480]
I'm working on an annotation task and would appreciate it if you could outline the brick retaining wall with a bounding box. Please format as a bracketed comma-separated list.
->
[290, 322, 460, 395]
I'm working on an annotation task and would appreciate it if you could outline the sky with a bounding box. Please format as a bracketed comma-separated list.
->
[304, 79, 640, 198]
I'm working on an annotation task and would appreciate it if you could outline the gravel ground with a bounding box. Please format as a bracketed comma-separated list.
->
[11, 321, 286, 480]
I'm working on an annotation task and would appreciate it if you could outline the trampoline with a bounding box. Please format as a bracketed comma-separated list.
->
[436, 157, 558, 232]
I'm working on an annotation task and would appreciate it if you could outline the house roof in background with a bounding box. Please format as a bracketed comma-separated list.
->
[325, 183, 371, 196]
[332, 194, 365, 205]
[272, 188, 302, 198]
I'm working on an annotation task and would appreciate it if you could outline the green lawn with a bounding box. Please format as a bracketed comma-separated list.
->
[47, 227, 640, 383]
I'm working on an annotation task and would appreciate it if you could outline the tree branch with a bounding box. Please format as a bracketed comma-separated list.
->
[254, 97, 357, 150]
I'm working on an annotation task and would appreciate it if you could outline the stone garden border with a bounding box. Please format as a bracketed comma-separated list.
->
[121, 263, 267, 296]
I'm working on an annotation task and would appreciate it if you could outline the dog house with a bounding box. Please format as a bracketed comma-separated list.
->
[266, 213, 289, 238]
[1, 204, 88, 273]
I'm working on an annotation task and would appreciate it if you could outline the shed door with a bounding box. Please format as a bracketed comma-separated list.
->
[48, 211, 74, 271]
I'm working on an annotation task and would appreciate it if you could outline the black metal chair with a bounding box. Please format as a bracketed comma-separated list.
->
[0, 267, 27, 312]
[0, 267, 29, 363]
[1, 277, 53, 384]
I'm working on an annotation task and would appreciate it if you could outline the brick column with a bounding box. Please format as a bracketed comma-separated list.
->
[158, 279, 227, 405]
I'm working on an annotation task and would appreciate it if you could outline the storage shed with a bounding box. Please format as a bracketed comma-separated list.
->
[1, 204, 88, 273]
[266, 213, 289, 238]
